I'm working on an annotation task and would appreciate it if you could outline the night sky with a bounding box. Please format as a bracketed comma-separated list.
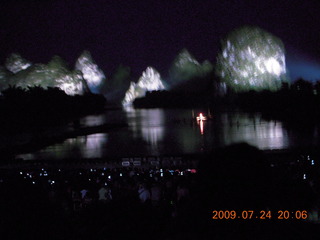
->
[1, 0, 320, 80]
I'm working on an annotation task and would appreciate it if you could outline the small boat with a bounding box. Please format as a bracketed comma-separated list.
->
[196, 113, 207, 121]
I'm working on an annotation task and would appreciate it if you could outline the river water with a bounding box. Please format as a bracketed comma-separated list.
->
[17, 108, 320, 160]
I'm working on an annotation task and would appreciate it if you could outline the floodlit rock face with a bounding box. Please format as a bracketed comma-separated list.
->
[122, 82, 142, 106]
[47, 56, 87, 95]
[216, 26, 287, 92]
[9, 64, 86, 95]
[122, 67, 165, 106]
[169, 49, 213, 87]
[5, 53, 32, 74]
[10, 64, 55, 88]
[55, 70, 87, 95]
[75, 51, 105, 93]
[137, 67, 165, 91]
[1, 55, 88, 95]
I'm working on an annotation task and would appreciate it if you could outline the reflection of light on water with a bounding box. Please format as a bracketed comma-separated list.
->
[66, 137, 86, 145]
[199, 120, 204, 135]
[140, 110, 165, 150]
[81, 133, 108, 158]
[223, 114, 288, 149]
[255, 121, 285, 149]
[125, 108, 165, 152]
[16, 110, 301, 159]
[141, 126, 164, 146]
[80, 115, 106, 127]
[16, 153, 34, 160]
[16, 133, 108, 160]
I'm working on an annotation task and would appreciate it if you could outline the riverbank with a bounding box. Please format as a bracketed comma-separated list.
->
[2, 144, 319, 172]
[0, 122, 127, 161]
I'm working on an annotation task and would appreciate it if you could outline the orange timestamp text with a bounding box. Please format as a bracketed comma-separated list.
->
[212, 210, 308, 220]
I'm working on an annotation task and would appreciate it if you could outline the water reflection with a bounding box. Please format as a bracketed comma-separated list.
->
[81, 133, 108, 158]
[125, 108, 165, 154]
[15, 108, 320, 160]
[80, 114, 107, 127]
[199, 120, 204, 135]
[18, 133, 108, 160]
[220, 113, 288, 149]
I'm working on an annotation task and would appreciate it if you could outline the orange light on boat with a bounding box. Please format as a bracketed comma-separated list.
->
[196, 113, 207, 121]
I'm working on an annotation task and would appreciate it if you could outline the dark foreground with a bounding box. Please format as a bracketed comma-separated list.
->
[1, 143, 320, 240]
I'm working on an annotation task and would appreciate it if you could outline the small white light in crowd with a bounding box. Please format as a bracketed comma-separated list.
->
[32, 181, 35, 185]
[160, 169, 163, 173]
[180, 172, 184, 176]
[303, 174, 307, 180]
[40, 173, 42, 176]
[150, 174, 152, 177]
[307, 155, 310, 160]
[52, 181, 55, 184]
[104, 182, 108, 186]
[42, 168, 44, 171]
[20, 172, 23, 175]
[161, 173, 163, 177]
[101, 173, 105, 176]
[108, 176, 111, 179]
[90, 169, 93, 172]
[89, 179, 91, 181]
[44, 173, 48, 176]
[103, 168, 106, 171]
[58, 169, 61, 172]
[120, 173, 122, 177]
[312, 160, 315, 165]
[79, 172, 82, 175]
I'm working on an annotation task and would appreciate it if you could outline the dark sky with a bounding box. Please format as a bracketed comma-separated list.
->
[1, 0, 320, 79]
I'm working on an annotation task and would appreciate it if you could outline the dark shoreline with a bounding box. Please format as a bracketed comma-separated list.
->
[0, 122, 128, 161]
[2, 145, 319, 170]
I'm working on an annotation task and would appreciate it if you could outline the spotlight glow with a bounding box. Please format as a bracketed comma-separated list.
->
[5, 53, 32, 74]
[75, 51, 105, 93]
[122, 67, 165, 106]
[169, 49, 213, 87]
[216, 26, 288, 92]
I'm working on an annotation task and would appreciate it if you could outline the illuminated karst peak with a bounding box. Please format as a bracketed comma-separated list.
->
[137, 67, 165, 91]
[122, 67, 165, 106]
[5, 53, 32, 74]
[174, 49, 200, 68]
[75, 50, 106, 93]
[122, 82, 141, 106]
[1, 55, 87, 95]
[216, 26, 288, 92]
[169, 49, 213, 87]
